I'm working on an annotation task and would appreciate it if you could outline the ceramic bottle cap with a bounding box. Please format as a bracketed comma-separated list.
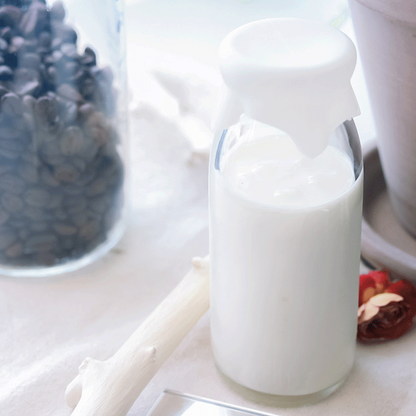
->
[212, 18, 360, 158]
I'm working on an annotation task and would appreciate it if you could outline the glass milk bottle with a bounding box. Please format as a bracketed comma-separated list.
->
[209, 18, 363, 404]
[0, 0, 127, 277]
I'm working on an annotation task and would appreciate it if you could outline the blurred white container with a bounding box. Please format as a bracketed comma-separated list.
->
[349, 0, 416, 237]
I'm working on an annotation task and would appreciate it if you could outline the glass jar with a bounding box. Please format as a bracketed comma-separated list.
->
[0, 0, 127, 277]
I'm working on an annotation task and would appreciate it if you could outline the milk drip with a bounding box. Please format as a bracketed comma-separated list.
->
[209, 18, 363, 404]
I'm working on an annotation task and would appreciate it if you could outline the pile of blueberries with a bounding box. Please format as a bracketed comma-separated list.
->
[0, 0, 124, 267]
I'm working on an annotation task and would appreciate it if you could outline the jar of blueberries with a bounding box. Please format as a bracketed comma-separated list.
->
[0, 0, 127, 276]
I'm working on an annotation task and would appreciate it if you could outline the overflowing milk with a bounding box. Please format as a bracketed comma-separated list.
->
[209, 18, 363, 400]
[222, 134, 354, 207]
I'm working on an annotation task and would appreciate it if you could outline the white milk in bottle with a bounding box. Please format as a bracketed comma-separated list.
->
[209, 18, 363, 404]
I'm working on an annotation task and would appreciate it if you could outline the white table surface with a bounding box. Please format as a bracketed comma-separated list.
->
[2, 2, 404, 415]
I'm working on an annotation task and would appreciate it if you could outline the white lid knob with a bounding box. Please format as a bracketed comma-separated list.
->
[212, 18, 360, 158]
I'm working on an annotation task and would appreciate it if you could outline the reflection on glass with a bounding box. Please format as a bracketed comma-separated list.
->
[147, 390, 280, 416]
[183, 401, 228, 416]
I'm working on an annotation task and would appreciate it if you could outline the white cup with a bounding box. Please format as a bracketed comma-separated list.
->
[349, 0, 416, 237]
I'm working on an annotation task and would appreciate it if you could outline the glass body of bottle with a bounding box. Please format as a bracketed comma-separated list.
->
[209, 116, 363, 404]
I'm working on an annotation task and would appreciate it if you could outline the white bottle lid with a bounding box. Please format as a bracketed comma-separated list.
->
[212, 18, 360, 158]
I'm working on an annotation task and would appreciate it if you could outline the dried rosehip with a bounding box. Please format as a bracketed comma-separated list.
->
[357, 270, 416, 343]
[358, 269, 390, 306]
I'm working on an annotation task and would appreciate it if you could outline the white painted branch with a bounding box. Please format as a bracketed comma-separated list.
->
[65, 256, 210, 416]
